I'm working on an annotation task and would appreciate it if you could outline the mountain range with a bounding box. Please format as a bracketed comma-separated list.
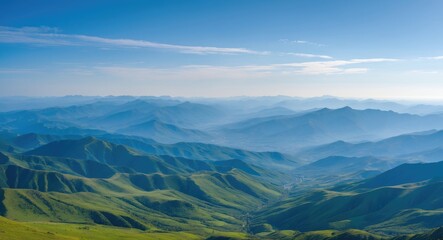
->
[216, 107, 443, 152]
[0, 136, 283, 236]
[297, 129, 443, 162]
[2, 96, 443, 239]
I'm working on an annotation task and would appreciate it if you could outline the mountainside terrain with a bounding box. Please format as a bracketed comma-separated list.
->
[102, 135, 298, 171]
[256, 161, 443, 235]
[0, 135, 284, 237]
[2, 97, 443, 239]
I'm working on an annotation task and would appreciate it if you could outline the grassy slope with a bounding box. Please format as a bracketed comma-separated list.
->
[0, 216, 397, 240]
[24, 137, 280, 177]
[0, 142, 282, 233]
[257, 183, 443, 235]
[109, 138, 299, 170]
[0, 170, 276, 231]
[6, 214, 443, 240]
[0, 215, 203, 240]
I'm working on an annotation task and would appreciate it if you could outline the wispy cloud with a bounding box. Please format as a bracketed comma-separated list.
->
[271, 58, 398, 75]
[279, 39, 325, 47]
[1, 56, 397, 78]
[0, 26, 265, 55]
[0, 68, 38, 74]
[408, 70, 439, 74]
[95, 58, 398, 81]
[285, 52, 333, 59]
[424, 56, 443, 60]
[96, 65, 272, 81]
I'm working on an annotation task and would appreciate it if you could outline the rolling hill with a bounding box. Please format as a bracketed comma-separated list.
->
[25, 137, 274, 176]
[255, 161, 443, 235]
[4, 97, 443, 238]
[102, 135, 298, 170]
[0, 131, 298, 171]
[0, 136, 282, 235]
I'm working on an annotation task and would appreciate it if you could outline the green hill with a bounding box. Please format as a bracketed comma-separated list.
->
[26, 137, 197, 174]
[103, 135, 298, 171]
[0, 137, 282, 234]
[1, 214, 443, 240]
[0, 168, 279, 231]
[256, 161, 443, 235]
[24, 137, 278, 177]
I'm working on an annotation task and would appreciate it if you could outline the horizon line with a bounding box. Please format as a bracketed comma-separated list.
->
[3, 94, 443, 103]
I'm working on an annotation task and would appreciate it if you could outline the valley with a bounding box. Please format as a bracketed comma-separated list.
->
[3, 1, 443, 239]
[2, 96, 443, 239]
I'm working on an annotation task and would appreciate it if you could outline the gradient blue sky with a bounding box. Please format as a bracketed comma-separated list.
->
[1, 0, 443, 99]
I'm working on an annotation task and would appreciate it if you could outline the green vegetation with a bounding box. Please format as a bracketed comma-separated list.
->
[255, 161, 443, 235]
[3, 99, 443, 239]
[105, 136, 298, 171]
[0, 136, 283, 237]
[2, 134, 443, 238]
[4, 213, 443, 240]
[0, 216, 203, 240]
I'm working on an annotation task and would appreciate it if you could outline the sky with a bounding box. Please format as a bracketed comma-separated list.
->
[1, 0, 443, 99]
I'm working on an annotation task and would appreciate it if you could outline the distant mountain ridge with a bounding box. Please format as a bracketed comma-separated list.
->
[218, 107, 443, 152]
[117, 119, 209, 143]
[298, 129, 443, 161]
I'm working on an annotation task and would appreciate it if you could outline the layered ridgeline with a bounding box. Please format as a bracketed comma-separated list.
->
[297, 129, 443, 162]
[4, 98, 443, 152]
[0, 100, 226, 144]
[0, 136, 283, 238]
[0, 131, 298, 171]
[4, 137, 441, 238]
[217, 107, 443, 152]
[255, 161, 443, 236]
[117, 119, 209, 143]
[3, 97, 443, 238]
[290, 156, 398, 189]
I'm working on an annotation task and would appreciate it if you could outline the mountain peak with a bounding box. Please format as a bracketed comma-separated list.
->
[337, 106, 353, 111]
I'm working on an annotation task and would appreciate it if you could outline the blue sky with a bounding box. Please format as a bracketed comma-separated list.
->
[1, 0, 443, 99]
